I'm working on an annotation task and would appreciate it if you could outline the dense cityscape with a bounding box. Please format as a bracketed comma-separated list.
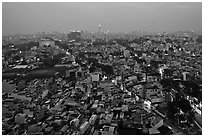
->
[2, 28, 202, 135]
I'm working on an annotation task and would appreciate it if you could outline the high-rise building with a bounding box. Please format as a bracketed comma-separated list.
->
[39, 40, 55, 49]
[67, 31, 82, 42]
[98, 24, 102, 34]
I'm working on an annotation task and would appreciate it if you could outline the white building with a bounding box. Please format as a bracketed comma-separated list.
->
[90, 72, 100, 82]
[39, 40, 55, 48]
[89, 115, 98, 125]
[124, 50, 130, 58]
[79, 121, 90, 135]
[133, 84, 144, 97]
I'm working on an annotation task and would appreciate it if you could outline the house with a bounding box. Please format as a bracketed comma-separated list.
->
[79, 121, 90, 135]
[15, 113, 27, 124]
[125, 75, 138, 82]
[150, 96, 163, 104]
[44, 126, 53, 134]
[131, 106, 147, 124]
[99, 81, 115, 93]
[145, 85, 162, 103]
[133, 84, 144, 97]
[90, 72, 100, 82]
[101, 125, 115, 135]
[175, 113, 187, 125]
[23, 109, 34, 118]
[122, 105, 128, 112]
[146, 112, 156, 122]
[17, 80, 26, 91]
[70, 118, 80, 127]
[157, 125, 173, 135]
[143, 100, 151, 113]
[89, 115, 98, 125]
[60, 125, 69, 134]
[149, 126, 160, 135]
[93, 130, 99, 135]
[91, 103, 98, 109]
[138, 73, 146, 82]
[147, 76, 157, 83]
[132, 113, 142, 124]
[13, 65, 29, 69]
[145, 88, 160, 98]
[2, 106, 13, 118]
[149, 116, 164, 135]
[27, 124, 41, 134]
[42, 90, 48, 99]
[2, 81, 14, 94]
[104, 113, 113, 124]
[119, 112, 124, 119]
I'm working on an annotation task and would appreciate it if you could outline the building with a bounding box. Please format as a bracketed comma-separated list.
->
[133, 84, 144, 97]
[38, 39, 57, 59]
[65, 69, 77, 81]
[147, 75, 158, 83]
[145, 86, 161, 98]
[68, 31, 82, 42]
[124, 50, 130, 58]
[182, 72, 191, 81]
[79, 121, 90, 135]
[89, 115, 98, 125]
[15, 113, 27, 124]
[90, 72, 100, 82]
[39, 40, 55, 49]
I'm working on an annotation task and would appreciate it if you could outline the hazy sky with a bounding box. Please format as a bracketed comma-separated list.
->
[2, 2, 202, 35]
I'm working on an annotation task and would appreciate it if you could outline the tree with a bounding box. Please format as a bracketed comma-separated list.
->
[42, 57, 55, 67]
[150, 60, 159, 69]
[177, 98, 192, 113]
[100, 64, 114, 75]
[167, 102, 178, 119]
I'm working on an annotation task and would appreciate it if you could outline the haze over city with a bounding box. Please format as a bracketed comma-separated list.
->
[2, 2, 202, 35]
[2, 1, 202, 136]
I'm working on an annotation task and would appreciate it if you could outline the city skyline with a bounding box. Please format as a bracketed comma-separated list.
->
[2, 2, 202, 35]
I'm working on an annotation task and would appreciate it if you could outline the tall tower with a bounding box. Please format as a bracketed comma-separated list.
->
[98, 24, 101, 34]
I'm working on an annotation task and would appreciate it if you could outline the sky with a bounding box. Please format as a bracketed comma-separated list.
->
[2, 2, 202, 35]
